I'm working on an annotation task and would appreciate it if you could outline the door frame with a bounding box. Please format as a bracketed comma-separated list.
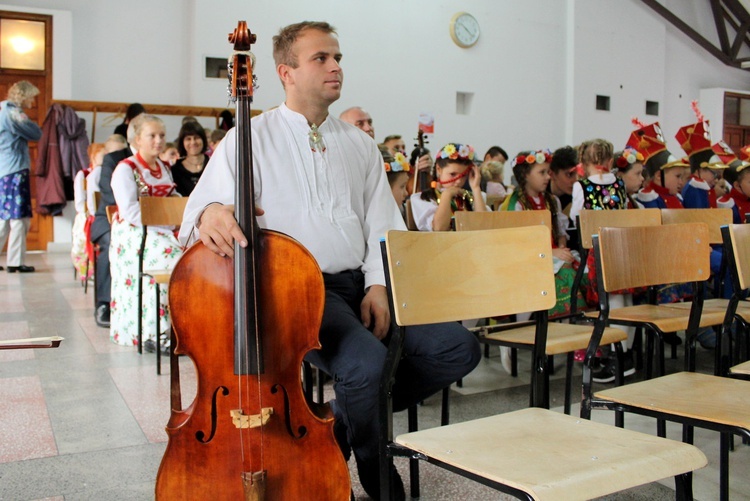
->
[0, 11, 54, 251]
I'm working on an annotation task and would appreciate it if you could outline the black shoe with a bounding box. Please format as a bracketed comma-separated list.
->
[662, 332, 682, 346]
[592, 352, 635, 384]
[7, 265, 35, 273]
[356, 455, 405, 501]
[95, 304, 110, 328]
[143, 338, 156, 353]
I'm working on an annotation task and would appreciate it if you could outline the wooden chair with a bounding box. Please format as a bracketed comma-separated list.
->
[137, 196, 188, 374]
[455, 210, 627, 414]
[721, 224, 750, 380]
[379, 226, 707, 500]
[659, 208, 735, 373]
[404, 198, 417, 231]
[579, 209, 725, 378]
[585, 223, 750, 501]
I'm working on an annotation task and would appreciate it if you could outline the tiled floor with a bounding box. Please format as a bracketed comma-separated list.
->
[0, 250, 748, 500]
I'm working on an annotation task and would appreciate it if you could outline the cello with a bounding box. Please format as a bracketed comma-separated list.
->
[155, 21, 351, 500]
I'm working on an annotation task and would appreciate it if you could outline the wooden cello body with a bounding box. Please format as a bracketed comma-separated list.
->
[155, 238, 350, 499]
[155, 21, 350, 500]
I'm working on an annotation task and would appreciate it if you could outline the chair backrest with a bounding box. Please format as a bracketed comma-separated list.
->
[105, 205, 117, 224]
[723, 224, 750, 291]
[139, 196, 189, 227]
[661, 208, 732, 245]
[384, 226, 556, 326]
[578, 208, 661, 250]
[405, 198, 418, 231]
[485, 195, 505, 211]
[595, 222, 710, 293]
[454, 209, 552, 232]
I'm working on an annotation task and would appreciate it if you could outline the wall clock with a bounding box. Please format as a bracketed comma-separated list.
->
[450, 12, 480, 48]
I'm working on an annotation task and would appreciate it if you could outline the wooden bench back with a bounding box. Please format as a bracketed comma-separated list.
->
[578, 208, 661, 250]
[384, 226, 556, 326]
[405, 198, 418, 231]
[455, 209, 552, 233]
[596, 223, 710, 293]
[724, 224, 750, 291]
[139, 196, 189, 227]
[661, 208, 733, 245]
[105, 205, 117, 224]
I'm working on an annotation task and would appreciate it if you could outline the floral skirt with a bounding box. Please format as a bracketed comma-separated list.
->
[551, 264, 589, 318]
[71, 212, 91, 281]
[109, 218, 183, 346]
[0, 169, 32, 220]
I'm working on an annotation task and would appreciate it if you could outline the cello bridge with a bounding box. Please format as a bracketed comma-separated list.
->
[231, 407, 273, 429]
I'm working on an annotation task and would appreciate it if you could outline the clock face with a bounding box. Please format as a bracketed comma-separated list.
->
[451, 12, 480, 48]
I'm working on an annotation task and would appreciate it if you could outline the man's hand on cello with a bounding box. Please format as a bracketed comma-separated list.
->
[197, 203, 264, 258]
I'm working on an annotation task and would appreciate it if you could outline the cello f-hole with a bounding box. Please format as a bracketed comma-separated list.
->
[271, 384, 307, 439]
[195, 386, 230, 443]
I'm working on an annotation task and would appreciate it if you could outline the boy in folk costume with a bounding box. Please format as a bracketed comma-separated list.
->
[717, 142, 750, 224]
[629, 119, 690, 209]
[677, 102, 728, 209]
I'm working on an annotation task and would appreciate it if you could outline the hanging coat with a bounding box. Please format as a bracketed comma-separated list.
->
[35, 104, 89, 215]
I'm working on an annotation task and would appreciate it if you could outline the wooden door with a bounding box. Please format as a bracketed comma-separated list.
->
[0, 12, 53, 251]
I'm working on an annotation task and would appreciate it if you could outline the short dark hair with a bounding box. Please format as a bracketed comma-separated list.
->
[125, 103, 145, 122]
[484, 146, 508, 161]
[550, 145, 578, 172]
[177, 121, 208, 157]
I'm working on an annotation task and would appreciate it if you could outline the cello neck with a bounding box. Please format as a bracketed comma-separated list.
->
[228, 22, 261, 375]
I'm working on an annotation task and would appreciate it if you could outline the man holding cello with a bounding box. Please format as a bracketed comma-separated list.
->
[181, 21, 480, 499]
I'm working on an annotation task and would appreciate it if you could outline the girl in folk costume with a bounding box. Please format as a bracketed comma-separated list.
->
[613, 148, 645, 209]
[500, 149, 587, 317]
[568, 140, 637, 381]
[410, 143, 488, 231]
[677, 101, 728, 209]
[630, 119, 690, 209]
[71, 143, 105, 282]
[569, 139, 627, 223]
[109, 114, 183, 347]
[717, 143, 750, 223]
[381, 146, 411, 220]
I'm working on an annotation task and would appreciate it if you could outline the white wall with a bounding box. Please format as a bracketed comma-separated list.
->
[4, 0, 750, 244]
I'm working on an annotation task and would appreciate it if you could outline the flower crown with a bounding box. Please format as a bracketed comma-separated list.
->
[385, 152, 410, 173]
[435, 143, 475, 161]
[511, 149, 552, 169]
[614, 147, 644, 169]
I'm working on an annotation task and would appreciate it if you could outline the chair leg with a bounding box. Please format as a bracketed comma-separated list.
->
[658, 338, 666, 376]
[674, 471, 695, 501]
[302, 361, 313, 403]
[316, 367, 325, 403]
[484, 342, 490, 359]
[564, 352, 573, 415]
[633, 327, 643, 370]
[720, 432, 731, 501]
[155, 283, 162, 375]
[83, 259, 89, 294]
[441, 386, 450, 426]
[511, 348, 518, 377]
[646, 333, 654, 379]
[407, 405, 420, 499]
[612, 344, 624, 428]
[169, 327, 182, 411]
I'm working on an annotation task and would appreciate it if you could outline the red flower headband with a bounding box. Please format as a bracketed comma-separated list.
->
[511, 149, 553, 169]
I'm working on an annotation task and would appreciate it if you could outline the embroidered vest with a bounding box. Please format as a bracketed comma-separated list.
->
[579, 177, 627, 210]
